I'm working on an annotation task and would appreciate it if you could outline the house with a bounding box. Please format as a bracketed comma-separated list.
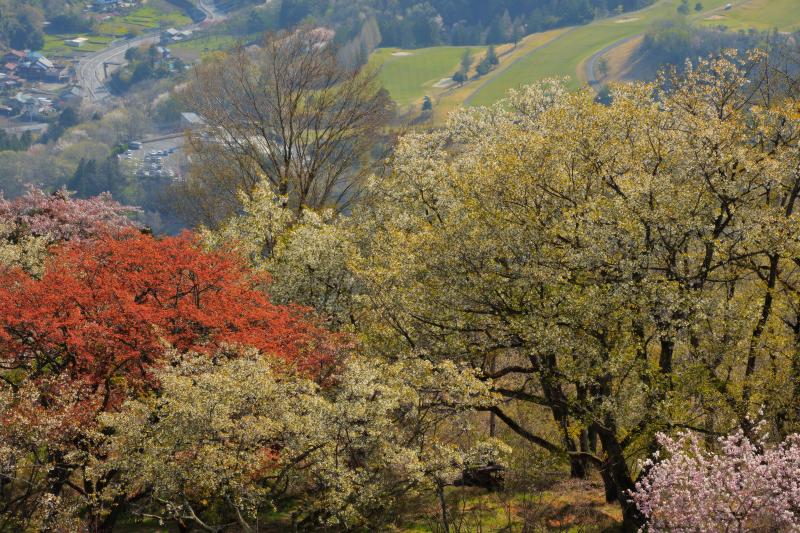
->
[160, 28, 192, 44]
[59, 86, 84, 106]
[1, 50, 26, 65]
[92, 0, 121, 11]
[0, 72, 21, 91]
[65, 37, 89, 48]
[16, 53, 70, 82]
[161, 28, 180, 44]
[46, 68, 71, 83]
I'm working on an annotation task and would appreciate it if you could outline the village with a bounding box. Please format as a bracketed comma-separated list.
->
[0, 0, 194, 127]
[0, 49, 74, 121]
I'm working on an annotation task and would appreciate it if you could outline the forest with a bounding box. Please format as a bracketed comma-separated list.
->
[3, 21, 800, 530]
[279, 0, 657, 47]
[0, 0, 80, 50]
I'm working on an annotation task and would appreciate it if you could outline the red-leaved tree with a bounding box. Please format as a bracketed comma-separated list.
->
[0, 230, 336, 388]
[0, 230, 339, 531]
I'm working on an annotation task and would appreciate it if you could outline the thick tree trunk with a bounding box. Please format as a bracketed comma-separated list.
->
[567, 438, 588, 478]
[595, 424, 644, 531]
[541, 356, 587, 479]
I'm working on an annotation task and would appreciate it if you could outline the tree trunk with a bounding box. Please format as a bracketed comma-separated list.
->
[595, 424, 644, 531]
[437, 483, 450, 533]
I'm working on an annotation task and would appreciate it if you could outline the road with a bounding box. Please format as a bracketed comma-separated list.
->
[583, 0, 749, 89]
[2, 122, 49, 134]
[585, 35, 639, 87]
[76, 0, 224, 102]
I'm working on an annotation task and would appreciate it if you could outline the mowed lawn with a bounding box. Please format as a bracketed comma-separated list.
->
[698, 0, 800, 31]
[41, 34, 113, 56]
[97, 4, 192, 37]
[170, 34, 249, 61]
[370, 46, 485, 106]
[467, 0, 735, 105]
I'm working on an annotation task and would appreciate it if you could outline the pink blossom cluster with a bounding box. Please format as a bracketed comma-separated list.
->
[0, 187, 139, 242]
[632, 427, 800, 532]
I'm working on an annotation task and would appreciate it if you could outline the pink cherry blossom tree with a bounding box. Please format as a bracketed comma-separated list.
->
[0, 186, 139, 242]
[631, 425, 800, 532]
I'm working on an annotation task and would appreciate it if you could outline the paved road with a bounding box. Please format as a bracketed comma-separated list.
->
[583, 0, 749, 89]
[585, 35, 639, 87]
[76, 0, 224, 102]
[2, 122, 49, 134]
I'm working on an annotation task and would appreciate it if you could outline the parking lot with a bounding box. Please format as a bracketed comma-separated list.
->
[119, 135, 186, 180]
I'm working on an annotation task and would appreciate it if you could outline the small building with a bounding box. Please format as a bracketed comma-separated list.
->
[65, 37, 89, 48]
[91, 0, 121, 11]
[160, 28, 192, 44]
[2, 50, 25, 63]
[59, 86, 84, 106]
[180, 112, 205, 129]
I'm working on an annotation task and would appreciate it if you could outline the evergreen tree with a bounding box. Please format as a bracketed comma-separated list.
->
[421, 95, 432, 111]
[487, 45, 499, 66]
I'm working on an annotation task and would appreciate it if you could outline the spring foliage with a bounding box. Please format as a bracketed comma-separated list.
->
[632, 426, 800, 532]
[0, 228, 338, 531]
[208, 49, 800, 526]
[102, 350, 503, 531]
[0, 187, 138, 275]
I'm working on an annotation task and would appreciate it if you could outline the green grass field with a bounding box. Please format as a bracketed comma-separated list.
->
[369, 46, 486, 106]
[698, 0, 800, 31]
[369, 0, 765, 111]
[170, 34, 248, 60]
[97, 5, 192, 37]
[41, 34, 114, 56]
[468, 0, 737, 105]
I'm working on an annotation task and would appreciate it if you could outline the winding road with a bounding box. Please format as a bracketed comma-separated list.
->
[76, 0, 224, 102]
[583, 0, 750, 88]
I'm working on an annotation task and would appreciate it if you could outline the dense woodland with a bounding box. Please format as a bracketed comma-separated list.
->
[3, 22, 800, 530]
[4, 0, 800, 529]
[280, 0, 657, 47]
[643, 17, 770, 65]
[0, 0, 81, 50]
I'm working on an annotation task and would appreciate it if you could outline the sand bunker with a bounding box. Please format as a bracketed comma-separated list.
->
[433, 77, 456, 89]
[705, 14, 726, 20]
[392, 52, 413, 57]
[615, 17, 640, 23]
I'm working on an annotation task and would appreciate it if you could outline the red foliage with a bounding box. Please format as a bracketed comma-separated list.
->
[0, 230, 337, 408]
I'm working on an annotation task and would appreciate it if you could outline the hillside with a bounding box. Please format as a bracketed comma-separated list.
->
[369, 0, 800, 116]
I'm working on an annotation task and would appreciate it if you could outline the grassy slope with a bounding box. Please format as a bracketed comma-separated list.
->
[170, 35, 246, 61]
[697, 0, 800, 31]
[369, 46, 487, 107]
[39, 2, 189, 57]
[600, 0, 800, 85]
[369, 30, 568, 121]
[469, 0, 735, 105]
[41, 34, 113, 57]
[96, 4, 192, 37]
